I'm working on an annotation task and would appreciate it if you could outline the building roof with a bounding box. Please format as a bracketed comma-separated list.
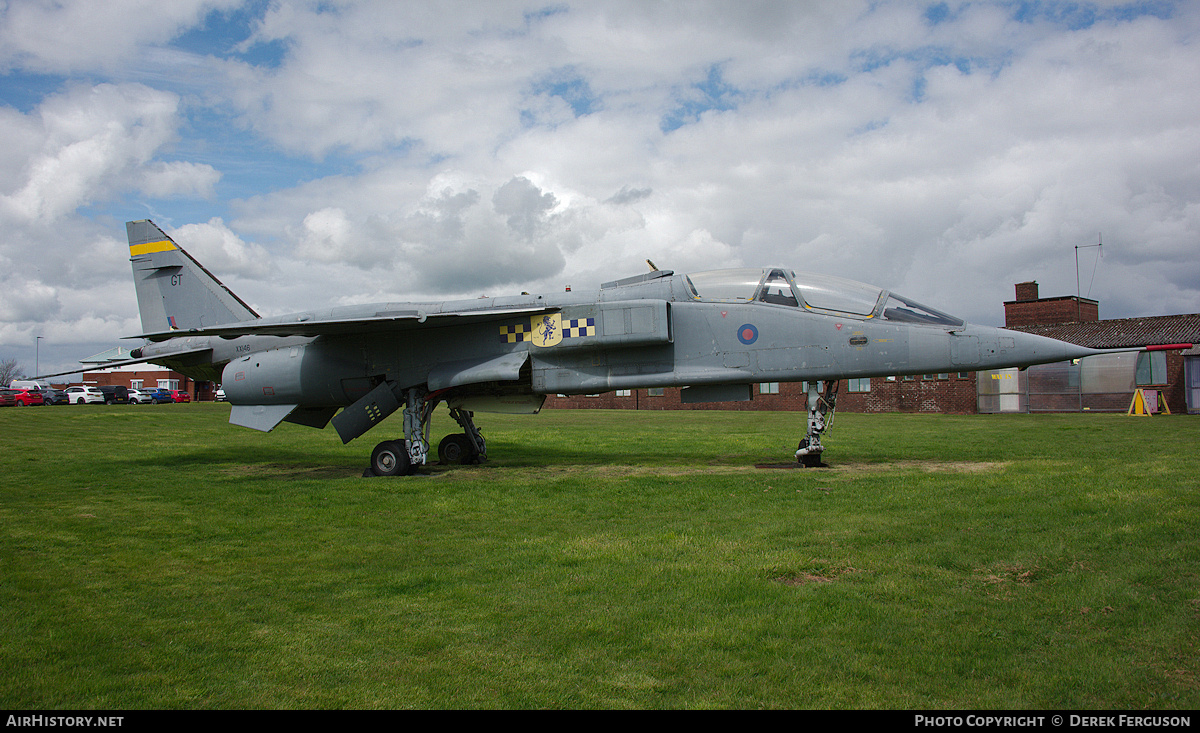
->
[1006, 313, 1200, 349]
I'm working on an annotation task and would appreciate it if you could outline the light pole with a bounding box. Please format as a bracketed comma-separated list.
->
[36, 336, 42, 378]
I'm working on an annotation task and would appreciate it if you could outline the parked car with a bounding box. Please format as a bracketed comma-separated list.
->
[146, 388, 175, 403]
[215, 387, 226, 401]
[170, 389, 191, 403]
[0, 389, 17, 407]
[40, 388, 69, 405]
[10, 379, 52, 392]
[98, 385, 129, 405]
[65, 386, 105, 404]
[8, 387, 45, 406]
[7, 391, 43, 407]
[127, 389, 151, 404]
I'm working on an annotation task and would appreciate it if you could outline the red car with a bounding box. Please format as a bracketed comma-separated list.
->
[170, 390, 191, 403]
[0, 389, 16, 407]
[8, 387, 45, 406]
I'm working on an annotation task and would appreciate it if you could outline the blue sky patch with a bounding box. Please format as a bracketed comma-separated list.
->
[660, 63, 744, 133]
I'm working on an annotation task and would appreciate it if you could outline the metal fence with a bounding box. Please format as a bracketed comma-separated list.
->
[978, 352, 1140, 413]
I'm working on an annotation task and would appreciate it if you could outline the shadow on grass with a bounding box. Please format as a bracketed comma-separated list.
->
[117, 438, 789, 480]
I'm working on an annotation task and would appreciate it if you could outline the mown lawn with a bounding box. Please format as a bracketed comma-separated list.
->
[1, 403, 1197, 709]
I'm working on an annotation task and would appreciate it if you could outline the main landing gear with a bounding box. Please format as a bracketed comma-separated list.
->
[366, 388, 487, 477]
[795, 380, 839, 468]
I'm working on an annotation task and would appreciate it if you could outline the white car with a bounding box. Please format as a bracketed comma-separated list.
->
[127, 389, 152, 404]
[65, 386, 106, 404]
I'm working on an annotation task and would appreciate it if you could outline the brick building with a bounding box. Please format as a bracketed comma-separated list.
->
[546, 373, 981, 414]
[79, 347, 215, 401]
[1002, 311, 1199, 414]
[1004, 281, 1098, 326]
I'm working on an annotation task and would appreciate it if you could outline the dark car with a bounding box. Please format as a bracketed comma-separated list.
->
[8, 387, 45, 406]
[40, 388, 69, 405]
[0, 389, 16, 407]
[97, 385, 130, 405]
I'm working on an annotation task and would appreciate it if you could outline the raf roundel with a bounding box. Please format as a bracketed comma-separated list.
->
[737, 323, 759, 345]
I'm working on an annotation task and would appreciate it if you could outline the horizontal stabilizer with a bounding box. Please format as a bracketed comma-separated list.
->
[33, 345, 215, 380]
[229, 404, 298, 432]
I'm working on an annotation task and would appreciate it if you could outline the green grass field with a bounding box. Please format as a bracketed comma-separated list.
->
[1, 403, 1197, 709]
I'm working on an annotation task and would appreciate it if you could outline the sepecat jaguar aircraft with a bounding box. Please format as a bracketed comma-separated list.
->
[47, 219, 1111, 475]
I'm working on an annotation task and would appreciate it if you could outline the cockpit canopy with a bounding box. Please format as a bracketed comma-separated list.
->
[684, 267, 964, 327]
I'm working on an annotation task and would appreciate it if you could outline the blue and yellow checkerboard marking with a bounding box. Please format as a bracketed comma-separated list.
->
[563, 317, 595, 338]
[499, 322, 531, 343]
[500, 315, 595, 346]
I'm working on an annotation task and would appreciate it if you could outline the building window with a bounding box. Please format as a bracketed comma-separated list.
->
[647, 388, 664, 397]
[616, 390, 632, 397]
[848, 378, 870, 392]
[759, 382, 779, 394]
[957, 372, 971, 379]
[130, 379, 143, 390]
[1136, 351, 1168, 386]
[158, 379, 179, 390]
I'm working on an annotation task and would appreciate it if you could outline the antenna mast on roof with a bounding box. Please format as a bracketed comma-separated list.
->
[1075, 233, 1103, 322]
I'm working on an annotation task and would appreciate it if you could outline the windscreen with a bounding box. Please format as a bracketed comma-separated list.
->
[793, 272, 883, 316]
[757, 269, 799, 306]
[880, 293, 963, 326]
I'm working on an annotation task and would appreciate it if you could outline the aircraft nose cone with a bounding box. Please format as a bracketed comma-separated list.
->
[998, 328, 1098, 367]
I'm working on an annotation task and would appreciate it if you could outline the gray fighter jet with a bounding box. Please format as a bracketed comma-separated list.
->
[75, 219, 1109, 474]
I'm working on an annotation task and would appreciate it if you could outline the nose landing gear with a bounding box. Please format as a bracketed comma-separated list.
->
[795, 380, 838, 468]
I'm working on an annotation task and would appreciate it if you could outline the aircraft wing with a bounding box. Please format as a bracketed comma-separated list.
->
[133, 305, 558, 341]
[33, 344, 216, 380]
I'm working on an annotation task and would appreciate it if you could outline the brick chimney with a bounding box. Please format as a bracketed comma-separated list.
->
[1004, 281, 1099, 327]
[1014, 281, 1039, 301]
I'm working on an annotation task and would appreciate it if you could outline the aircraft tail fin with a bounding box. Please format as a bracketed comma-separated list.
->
[126, 219, 259, 334]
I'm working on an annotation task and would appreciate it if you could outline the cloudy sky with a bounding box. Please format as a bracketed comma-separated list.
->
[2, 0, 1198, 376]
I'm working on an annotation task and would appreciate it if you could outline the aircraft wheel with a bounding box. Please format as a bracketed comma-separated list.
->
[370, 440, 411, 476]
[437, 433, 477, 464]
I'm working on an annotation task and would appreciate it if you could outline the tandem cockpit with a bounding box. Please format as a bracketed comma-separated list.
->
[684, 267, 964, 327]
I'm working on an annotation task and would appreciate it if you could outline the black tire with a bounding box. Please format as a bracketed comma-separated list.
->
[437, 433, 477, 464]
[370, 440, 411, 477]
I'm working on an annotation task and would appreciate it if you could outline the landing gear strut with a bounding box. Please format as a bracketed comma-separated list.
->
[796, 380, 838, 468]
[366, 388, 488, 476]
